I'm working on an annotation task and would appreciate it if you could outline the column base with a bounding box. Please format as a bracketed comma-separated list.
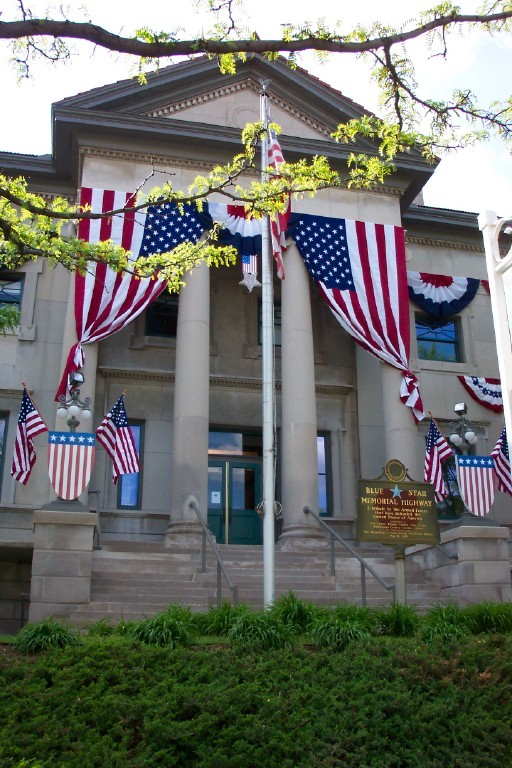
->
[164, 520, 205, 550]
[277, 523, 327, 550]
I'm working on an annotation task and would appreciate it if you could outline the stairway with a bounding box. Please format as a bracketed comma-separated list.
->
[68, 539, 445, 625]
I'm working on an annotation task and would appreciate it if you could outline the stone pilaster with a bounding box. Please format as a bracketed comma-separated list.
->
[166, 260, 210, 547]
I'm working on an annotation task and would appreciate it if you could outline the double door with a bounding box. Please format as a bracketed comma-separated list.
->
[207, 459, 262, 545]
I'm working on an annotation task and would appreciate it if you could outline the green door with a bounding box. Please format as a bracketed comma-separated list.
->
[207, 460, 262, 544]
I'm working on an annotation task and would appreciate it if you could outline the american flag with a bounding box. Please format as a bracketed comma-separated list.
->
[491, 427, 512, 496]
[288, 213, 424, 422]
[456, 455, 496, 517]
[207, 203, 261, 276]
[56, 190, 207, 401]
[95, 395, 140, 484]
[424, 418, 453, 501]
[267, 126, 290, 280]
[11, 388, 48, 484]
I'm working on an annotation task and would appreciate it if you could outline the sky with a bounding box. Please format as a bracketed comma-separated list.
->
[1, 0, 512, 216]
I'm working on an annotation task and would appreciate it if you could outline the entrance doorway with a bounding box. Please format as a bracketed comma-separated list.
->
[207, 459, 262, 545]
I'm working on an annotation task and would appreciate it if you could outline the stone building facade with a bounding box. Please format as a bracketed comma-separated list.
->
[0, 57, 510, 627]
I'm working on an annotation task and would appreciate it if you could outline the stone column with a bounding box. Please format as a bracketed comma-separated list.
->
[279, 244, 322, 545]
[29, 509, 97, 622]
[166, 260, 210, 547]
[381, 364, 422, 480]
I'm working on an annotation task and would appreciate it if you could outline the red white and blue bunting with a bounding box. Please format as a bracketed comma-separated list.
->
[407, 272, 480, 318]
[457, 375, 503, 413]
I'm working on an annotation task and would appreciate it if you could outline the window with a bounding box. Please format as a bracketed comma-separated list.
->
[317, 433, 332, 516]
[145, 293, 179, 338]
[415, 314, 461, 362]
[117, 422, 144, 509]
[0, 413, 8, 499]
[258, 301, 281, 346]
[208, 430, 262, 457]
[0, 275, 23, 308]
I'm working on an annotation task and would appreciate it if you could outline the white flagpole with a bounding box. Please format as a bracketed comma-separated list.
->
[260, 81, 275, 608]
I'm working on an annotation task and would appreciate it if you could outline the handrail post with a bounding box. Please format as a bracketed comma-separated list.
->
[360, 562, 367, 607]
[329, 534, 335, 577]
[202, 529, 207, 573]
[217, 562, 222, 608]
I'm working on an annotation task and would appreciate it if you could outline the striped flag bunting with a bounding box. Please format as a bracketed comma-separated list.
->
[457, 375, 503, 413]
[47, 431, 96, 500]
[456, 455, 496, 517]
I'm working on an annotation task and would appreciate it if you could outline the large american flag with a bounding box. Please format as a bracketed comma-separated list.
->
[288, 213, 424, 422]
[56, 190, 206, 401]
[491, 427, 512, 496]
[456, 455, 496, 517]
[95, 395, 140, 484]
[11, 388, 48, 484]
[267, 127, 290, 280]
[424, 418, 453, 501]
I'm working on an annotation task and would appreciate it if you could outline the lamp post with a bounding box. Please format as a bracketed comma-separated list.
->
[449, 402, 478, 453]
[56, 370, 92, 431]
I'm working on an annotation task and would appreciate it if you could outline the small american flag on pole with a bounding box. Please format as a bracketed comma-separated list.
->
[95, 395, 139, 484]
[491, 427, 512, 496]
[11, 388, 48, 485]
[267, 126, 290, 280]
[424, 417, 453, 501]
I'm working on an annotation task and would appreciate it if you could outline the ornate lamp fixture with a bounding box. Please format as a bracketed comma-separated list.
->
[449, 402, 478, 450]
[56, 370, 92, 432]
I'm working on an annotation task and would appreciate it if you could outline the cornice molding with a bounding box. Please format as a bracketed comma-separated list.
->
[405, 235, 484, 253]
[145, 77, 333, 139]
[98, 368, 352, 396]
[79, 146, 403, 198]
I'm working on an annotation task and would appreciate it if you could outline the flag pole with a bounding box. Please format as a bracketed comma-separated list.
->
[260, 81, 275, 608]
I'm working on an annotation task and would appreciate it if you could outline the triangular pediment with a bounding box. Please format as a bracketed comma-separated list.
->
[140, 77, 332, 142]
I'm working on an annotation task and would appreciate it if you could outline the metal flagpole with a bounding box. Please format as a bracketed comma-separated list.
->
[260, 81, 275, 608]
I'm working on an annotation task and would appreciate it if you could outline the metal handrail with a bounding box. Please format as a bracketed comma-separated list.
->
[304, 506, 396, 606]
[189, 500, 238, 607]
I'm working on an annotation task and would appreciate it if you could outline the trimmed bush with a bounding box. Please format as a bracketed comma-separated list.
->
[14, 618, 82, 654]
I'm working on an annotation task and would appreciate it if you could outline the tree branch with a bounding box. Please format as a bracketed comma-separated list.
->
[0, 11, 511, 59]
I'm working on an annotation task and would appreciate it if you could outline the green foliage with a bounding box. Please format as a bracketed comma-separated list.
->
[0, 304, 20, 334]
[13, 618, 82, 653]
[463, 601, 512, 634]
[267, 592, 323, 633]
[375, 602, 420, 636]
[2, 632, 512, 766]
[129, 605, 196, 647]
[420, 602, 471, 644]
[192, 601, 251, 636]
[309, 605, 381, 651]
[227, 611, 297, 649]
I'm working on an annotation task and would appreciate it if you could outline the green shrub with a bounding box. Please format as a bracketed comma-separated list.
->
[310, 614, 372, 651]
[375, 602, 420, 636]
[268, 592, 322, 633]
[130, 608, 195, 648]
[227, 612, 296, 650]
[14, 618, 82, 653]
[420, 602, 471, 644]
[463, 601, 512, 634]
[84, 619, 116, 637]
[192, 601, 251, 636]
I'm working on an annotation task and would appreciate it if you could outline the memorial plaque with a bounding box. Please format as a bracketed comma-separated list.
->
[357, 478, 440, 546]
